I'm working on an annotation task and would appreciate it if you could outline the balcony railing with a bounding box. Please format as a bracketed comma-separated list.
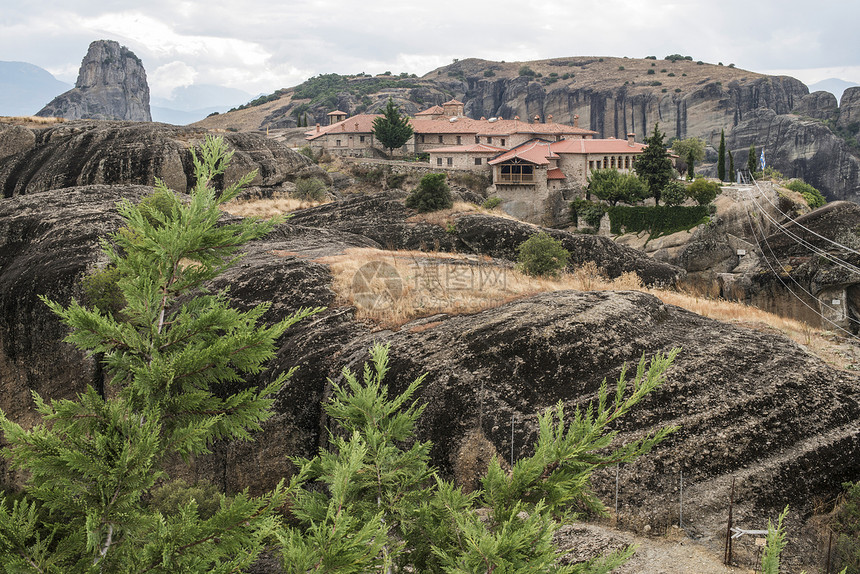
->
[497, 173, 535, 184]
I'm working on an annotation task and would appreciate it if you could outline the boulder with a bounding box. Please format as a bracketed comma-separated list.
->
[792, 90, 839, 121]
[36, 40, 151, 122]
[0, 121, 324, 197]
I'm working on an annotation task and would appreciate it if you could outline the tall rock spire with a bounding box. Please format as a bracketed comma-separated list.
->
[36, 40, 151, 121]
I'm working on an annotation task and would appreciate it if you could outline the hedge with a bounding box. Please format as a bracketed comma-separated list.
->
[608, 205, 709, 238]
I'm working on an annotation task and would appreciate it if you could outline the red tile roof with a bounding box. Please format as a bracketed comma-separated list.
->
[305, 113, 381, 140]
[551, 138, 648, 154]
[547, 168, 566, 180]
[426, 143, 507, 153]
[488, 140, 555, 166]
[443, 98, 464, 105]
[411, 117, 596, 137]
[415, 105, 444, 116]
[327, 110, 347, 116]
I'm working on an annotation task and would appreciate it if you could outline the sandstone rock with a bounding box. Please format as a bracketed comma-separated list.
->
[36, 40, 151, 122]
[0, 121, 323, 197]
[727, 108, 860, 203]
[792, 90, 839, 121]
[837, 86, 860, 131]
[0, 124, 36, 160]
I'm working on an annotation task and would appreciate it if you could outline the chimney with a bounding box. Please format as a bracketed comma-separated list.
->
[316, 123, 320, 133]
[533, 114, 540, 123]
[627, 132, 635, 146]
[514, 115, 520, 120]
[573, 114, 579, 128]
[355, 122, 359, 131]
[547, 114, 553, 123]
[341, 124, 345, 131]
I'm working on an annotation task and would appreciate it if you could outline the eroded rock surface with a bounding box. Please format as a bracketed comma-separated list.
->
[1, 186, 857, 571]
[36, 40, 151, 122]
[0, 121, 323, 198]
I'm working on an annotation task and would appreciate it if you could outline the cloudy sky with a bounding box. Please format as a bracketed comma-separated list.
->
[3, 0, 859, 102]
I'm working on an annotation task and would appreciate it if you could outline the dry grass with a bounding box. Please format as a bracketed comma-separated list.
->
[222, 193, 329, 218]
[407, 201, 525, 227]
[315, 247, 859, 370]
[0, 116, 66, 125]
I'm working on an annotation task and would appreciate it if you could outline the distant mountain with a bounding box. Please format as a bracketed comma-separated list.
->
[150, 84, 255, 125]
[808, 78, 860, 102]
[0, 61, 71, 116]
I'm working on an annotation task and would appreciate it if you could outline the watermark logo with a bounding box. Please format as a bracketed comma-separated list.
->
[352, 261, 403, 311]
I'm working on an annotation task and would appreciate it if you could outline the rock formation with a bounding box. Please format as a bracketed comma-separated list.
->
[0, 121, 325, 198]
[792, 90, 839, 121]
[1, 181, 858, 569]
[36, 40, 151, 121]
[837, 86, 860, 131]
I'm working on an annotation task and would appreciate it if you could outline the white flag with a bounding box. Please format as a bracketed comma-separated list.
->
[759, 149, 766, 171]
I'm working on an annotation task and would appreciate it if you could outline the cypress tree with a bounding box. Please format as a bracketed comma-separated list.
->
[717, 129, 726, 181]
[729, 149, 735, 183]
[0, 136, 320, 571]
[686, 149, 695, 180]
[748, 143, 757, 174]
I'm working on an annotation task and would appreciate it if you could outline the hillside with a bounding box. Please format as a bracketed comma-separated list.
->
[194, 55, 860, 205]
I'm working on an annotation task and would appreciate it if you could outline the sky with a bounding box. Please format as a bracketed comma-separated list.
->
[3, 0, 859, 103]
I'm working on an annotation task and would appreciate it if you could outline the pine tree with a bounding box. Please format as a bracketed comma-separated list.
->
[0, 136, 320, 572]
[372, 98, 414, 158]
[633, 123, 675, 206]
[748, 144, 757, 175]
[279, 343, 679, 572]
[728, 150, 735, 183]
[717, 129, 726, 181]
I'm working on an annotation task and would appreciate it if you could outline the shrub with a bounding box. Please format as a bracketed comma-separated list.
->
[516, 232, 571, 277]
[297, 145, 316, 162]
[350, 164, 385, 184]
[647, 69, 656, 75]
[482, 196, 503, 209]
[295, 177, 327, 201]
[518, 65, 536, 77]
[687, 178, 721, 205]
[661, 180, 688, 206]
[483, 69, 495, 77]
[386, 172, 408, 189]
[406, 173, 453, 212]
[832, 481, 860, 573]
[785, 179, 827, 209]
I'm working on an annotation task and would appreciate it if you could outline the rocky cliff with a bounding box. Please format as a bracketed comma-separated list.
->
[194, 56, 860, 204]
[1, 181, 857, 569]
[0, 120, 324, 198]
[35, 40, 151, 121]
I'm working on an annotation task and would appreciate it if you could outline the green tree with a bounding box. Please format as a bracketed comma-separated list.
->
[748, 144, 757, 175]
[373, 98, 414, 158]
[0, 136, 320, 572]
[517, 232, 571, 277]
[728, 150, 735, 183]
[405, 173, 452, 212]
[717, 129, 726, 181]
[587, 169, 648, 206]
[785, 179, 827, 209]
[279, 343, 679, 572]
[686, 149, 695, 180]
[687, 178, 721, 205]
[669, 137, 705, 163]
[634, 123, 675, 205]
[661, 180, 688, 206]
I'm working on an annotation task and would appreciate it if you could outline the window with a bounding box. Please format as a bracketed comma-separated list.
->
[498, 163, 535, 184]
[420, 135, 425, 143]
[501, 139, 505, 146]
[336, 139, 341, 147]
[610, 156, 616, 168]
[603, 156, 608, 169]
[438, 135, 444, 143]
[486, 137, 492, 144]
[589, 160, 594, 170]
[447, 157, 453, 166]
[624, 156, 629, 169]
[359, 135, 365, 143]
[474, 158, 482, 165]
[437, 157, 443, 166]
[475, 136, 480, 144]
[456, 136, 461, 145]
